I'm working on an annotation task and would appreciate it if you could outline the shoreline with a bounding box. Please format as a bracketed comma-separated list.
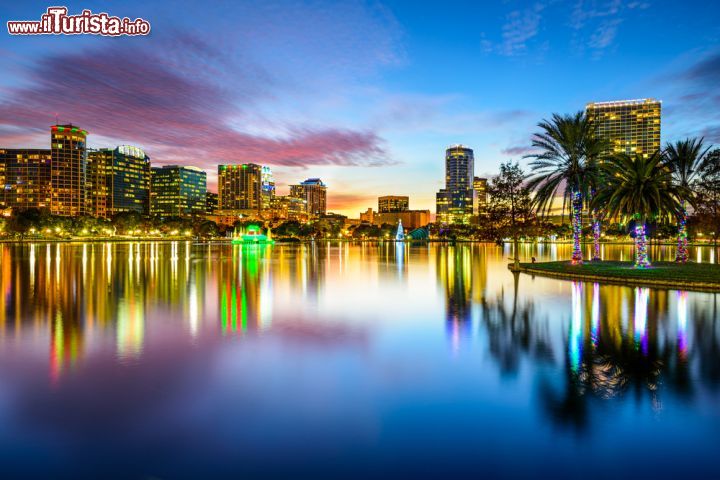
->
[513, 261, 720, 293]
[0, 237, 718, 247]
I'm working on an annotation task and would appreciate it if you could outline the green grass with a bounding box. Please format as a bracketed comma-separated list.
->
[519, 260, 720, 289]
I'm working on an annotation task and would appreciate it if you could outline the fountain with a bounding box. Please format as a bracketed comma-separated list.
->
[395, 219, 405, 241]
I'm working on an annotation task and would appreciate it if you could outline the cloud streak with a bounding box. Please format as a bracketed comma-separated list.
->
[0, 34, 389, 183]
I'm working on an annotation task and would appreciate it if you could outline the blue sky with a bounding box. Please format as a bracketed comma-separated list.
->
[1, 0, 719, 215]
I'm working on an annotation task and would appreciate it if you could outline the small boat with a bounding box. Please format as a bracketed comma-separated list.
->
[231, 225, 275, 245]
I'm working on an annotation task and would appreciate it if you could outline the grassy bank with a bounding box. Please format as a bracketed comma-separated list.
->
[515, 260, 720, 292]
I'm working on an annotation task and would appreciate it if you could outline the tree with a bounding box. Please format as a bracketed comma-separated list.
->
[7, 208, 44, 237]
[592, 152, 682, 267]
[196, 220, 219, 238]
[487, 161, 536, 268]
[274, 220, 303, 238]
[664, 137, 711, 262]
[525, 111, 607, 264]
[694, 148, 720, 247]
[112, 212, 142, 234]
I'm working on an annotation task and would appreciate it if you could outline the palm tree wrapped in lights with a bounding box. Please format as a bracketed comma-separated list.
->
[664, 138, 711, 263]
[592, 152, 682, 268]
[525, 111, 607, 265]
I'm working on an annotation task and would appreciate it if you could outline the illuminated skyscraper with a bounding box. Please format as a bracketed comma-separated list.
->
[206, 192, 219, 215]
[378, 196, 409, 213]
[290, 178, 327, 217]
[436, 145, 474, 224]
[585, 98, 661, 158]
[150, 165, 206, 217]
[218, 163, 263, 213]
[261, 166, 275, 209]
[87, 146, 151, 218]
[50, 124, 87, 216]
[268, 195, 308, 221]
[473, 177, 488, 214]
[86, 149, 113, 218]
[0, 149, 52, 210]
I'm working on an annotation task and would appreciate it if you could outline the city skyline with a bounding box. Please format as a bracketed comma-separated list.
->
[1, 1, 719, 217]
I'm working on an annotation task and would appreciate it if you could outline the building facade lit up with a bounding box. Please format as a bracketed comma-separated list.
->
[436, 145, 474, 224]
[0, 149, 52, 211]
[378, 195, 409, 213]
[585, 98, 661, 158]
[290, 178, 327, 217]
[218, 164, 263, 213]
[87, 146, 151, 218]
[150, 165, 207, 217]
[50, 124, 88, 216]
[473, 177, 488, 214]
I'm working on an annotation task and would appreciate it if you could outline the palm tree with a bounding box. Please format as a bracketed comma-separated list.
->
[665, 138, 712, 262]
[525, 111, 607, 264]
[592, 152, 682, 267]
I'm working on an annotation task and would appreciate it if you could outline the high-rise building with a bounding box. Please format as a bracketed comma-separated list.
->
[218, 164, 262, 212]
[261, 166, 275, 209]
[585, 98, 661, 158]
[150, 165, 206, 217]
[290, 178, 327, 217]
[0, 149, 52, 211]
[378, 195, 409, 213]
[436, 145, 474, 224]
[268, 195, 308, 222]
[206, 192, 219, 215]
[87, 145, 151, 218]
[50, 124, 87, 216]
[86, 149, 113, 218]
[473, 177, 488, 214]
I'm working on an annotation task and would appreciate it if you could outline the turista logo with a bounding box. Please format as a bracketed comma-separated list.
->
[7, 6, 151, 36]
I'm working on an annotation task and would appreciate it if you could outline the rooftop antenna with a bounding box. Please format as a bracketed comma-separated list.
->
[54, 113, 59, 126]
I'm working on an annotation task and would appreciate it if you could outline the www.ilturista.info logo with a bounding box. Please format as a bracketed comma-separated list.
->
[7, 7, 151, 36]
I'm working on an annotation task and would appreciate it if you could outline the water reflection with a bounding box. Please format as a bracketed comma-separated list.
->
[0, 242, 718, 477]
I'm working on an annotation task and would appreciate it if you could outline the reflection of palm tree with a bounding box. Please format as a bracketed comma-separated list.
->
[479, 282, 553, 376]
[690, 299, 720, 391]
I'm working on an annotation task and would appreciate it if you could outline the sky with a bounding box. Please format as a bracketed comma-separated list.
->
[1, 0, 719, 217]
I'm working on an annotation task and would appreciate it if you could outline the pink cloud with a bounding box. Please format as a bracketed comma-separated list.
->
[0, 37, 387, 183]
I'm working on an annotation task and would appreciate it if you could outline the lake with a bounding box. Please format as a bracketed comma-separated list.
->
[0, 241, 718, 478]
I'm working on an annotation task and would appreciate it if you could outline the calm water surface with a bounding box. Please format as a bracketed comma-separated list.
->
[0, 242, 718, 479]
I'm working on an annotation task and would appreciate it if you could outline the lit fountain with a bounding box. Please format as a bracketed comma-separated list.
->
[395, 219, 405, 241]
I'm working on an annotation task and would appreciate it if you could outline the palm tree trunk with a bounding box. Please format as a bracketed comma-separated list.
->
[592, 214, 601, 261]
[634, 220, 651, 268]
[571, 191, 583, 265]
[675, 201, 688, 263]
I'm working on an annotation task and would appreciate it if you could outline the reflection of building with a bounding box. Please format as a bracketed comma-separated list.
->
[218, 245, 270, 334]
[437, 245, 474, 352]
[473, 177, 488, 214]
[290, 178, 327, 217]
[0, 149, 52, 210]
[150, 165, 207, 217]
[86, 145, 151, 218]
[50, 124, 87, 216]
[436, 145, 474, 224]
[378, 195, 409, 213]
[586, 98, 661, 158]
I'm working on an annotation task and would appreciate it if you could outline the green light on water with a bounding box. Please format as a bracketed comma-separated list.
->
[221, 287, 228, 334]
[231, 281, 238, 332]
